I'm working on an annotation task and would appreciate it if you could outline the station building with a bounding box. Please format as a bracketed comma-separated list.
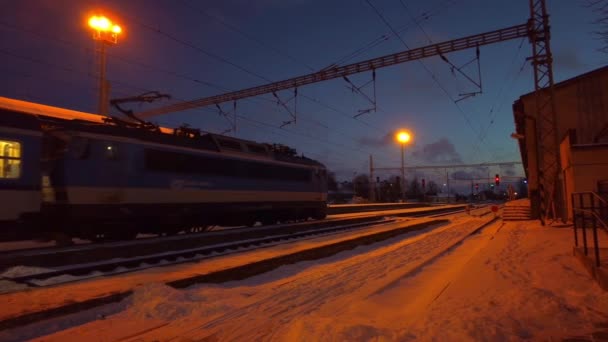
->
[512, 65, 608, 221]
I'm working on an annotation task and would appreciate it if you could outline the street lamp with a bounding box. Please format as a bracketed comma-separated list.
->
[88, 15, 122, 115]
[395, 130, 412, 202]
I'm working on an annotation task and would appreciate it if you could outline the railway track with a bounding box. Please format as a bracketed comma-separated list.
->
[0, 216, 382, 270]
[0, 204, 468, 267]
[0, 202, 433, 244]
[1, 217, 398, 288]
[0, 205, 472, 289]
[0, 207, 497, 333]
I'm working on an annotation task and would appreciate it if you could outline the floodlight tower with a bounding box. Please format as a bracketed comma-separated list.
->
[88, 15, 122, 115]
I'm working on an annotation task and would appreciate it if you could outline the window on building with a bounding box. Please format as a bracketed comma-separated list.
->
[0, 140, 21, 179]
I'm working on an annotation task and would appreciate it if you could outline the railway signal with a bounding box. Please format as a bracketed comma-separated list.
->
[495, 174, 500, 186]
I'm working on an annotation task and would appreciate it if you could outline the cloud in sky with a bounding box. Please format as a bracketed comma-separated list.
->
[500, 164, 517, 177]
[358, 132, 394, 147]
[412, 138, 463, 164]
[451, 167, 488, 180]
[553, 48, 586, 71]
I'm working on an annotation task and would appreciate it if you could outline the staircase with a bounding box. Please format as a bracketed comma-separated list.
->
[503, 198, 532, 221]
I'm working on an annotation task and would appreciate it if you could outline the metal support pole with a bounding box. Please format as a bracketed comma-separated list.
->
[97, 41, 108, 116]
[572, 193, 578, 247]
[581, 194, 588, 256]
[369, 154, 375, 202]
[401, 144, 405, 202]
[446, 169, 450, 203]
[591, 194, 601, 267]
[471, 180, 474, 199]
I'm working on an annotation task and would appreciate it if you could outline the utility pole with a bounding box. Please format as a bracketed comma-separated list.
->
[401, 144, 405, 201]
[87, 15, 122, 116]
[96, 41, 109, 116]
[369, 154, 375, 202]
[446, 169, 450, 203]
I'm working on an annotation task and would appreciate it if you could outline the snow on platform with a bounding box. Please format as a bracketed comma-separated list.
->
[327, 203, 465, 219]
[0, 217, 444, 329]
[5, 217, 607, 341]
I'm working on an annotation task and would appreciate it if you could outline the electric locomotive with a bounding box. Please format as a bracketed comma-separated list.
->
[0, 97, 328, 241]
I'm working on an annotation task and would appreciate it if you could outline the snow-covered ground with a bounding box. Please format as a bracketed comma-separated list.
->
[3, 217, 607, 341]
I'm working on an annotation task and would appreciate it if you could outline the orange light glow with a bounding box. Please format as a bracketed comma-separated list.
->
[396, 131, 412, 144]
[88, 15, 119, 33]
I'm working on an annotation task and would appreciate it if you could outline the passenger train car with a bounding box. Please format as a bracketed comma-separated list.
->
[0, 97, 327, 240]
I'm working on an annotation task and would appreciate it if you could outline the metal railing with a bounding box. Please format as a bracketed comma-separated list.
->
[572, 192, 608, 267]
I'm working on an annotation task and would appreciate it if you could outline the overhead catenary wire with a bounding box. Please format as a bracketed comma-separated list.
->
[0, 21, 399, 164]
[327, 0, 460, 67]
[477, 38, 528, 143]
[0, 45, 400, 167]
[95, 2, 407, 164]
[102, 0, 476, 170]
[99, 0, 398, 137]
[97, 3, 403, 162]
[176, 0, 315, 72]
[364, 0, 493, 162]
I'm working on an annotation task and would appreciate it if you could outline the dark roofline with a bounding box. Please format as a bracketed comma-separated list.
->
[519, 65, 608, 99]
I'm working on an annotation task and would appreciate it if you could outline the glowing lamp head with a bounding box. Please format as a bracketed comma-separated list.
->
[396, 131, 411, 144]
[88, 15, 120, 34]
[88, 15, 122, 44]
[89, 15, 112, 31]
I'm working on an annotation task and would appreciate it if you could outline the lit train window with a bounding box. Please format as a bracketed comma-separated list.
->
[0, 140, 21, 179]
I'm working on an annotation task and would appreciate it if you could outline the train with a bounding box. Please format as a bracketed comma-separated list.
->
[0, 97, 328, 241]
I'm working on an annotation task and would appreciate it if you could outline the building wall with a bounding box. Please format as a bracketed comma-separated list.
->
[560, 133, 575, 221]
[561, 141, 608, 221]
[570, 146, 608, 192]
[514, 66, 608, 220]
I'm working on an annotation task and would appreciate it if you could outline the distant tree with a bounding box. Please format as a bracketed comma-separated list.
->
[585, 0, 608, 53]
[353, 174, 370, 198]
[388, 175, 403, 201]
[426, 181, 439, 196]
[407, 177, 422, 199]
[327, 172, 338, 192]
[379, 178, 401, 202]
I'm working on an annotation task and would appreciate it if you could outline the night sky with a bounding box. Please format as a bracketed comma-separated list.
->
[1, 0, 605, 190]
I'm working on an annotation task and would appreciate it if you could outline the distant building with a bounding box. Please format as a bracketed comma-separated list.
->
[513, 66, 608, 220]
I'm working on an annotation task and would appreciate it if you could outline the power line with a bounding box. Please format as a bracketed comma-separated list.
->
[100, 2, 395, 136]
[0, 21, 229, 93]
[398, 0, 434, 44]
[0, 45, 398, 165]
[176, 0, 315, 72]
[398, 0, 525, 162]
[0, 20, 392, 158]
[365, 0, 495, 162]
[0, 66, 136, 99]
[477, 39, 528, 143]
[328, 0, 460, 67]
[0, 48, 152, 95]
[95, 3, 397, 149]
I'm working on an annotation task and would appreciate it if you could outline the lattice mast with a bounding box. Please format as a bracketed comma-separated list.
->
[528, 0, 560, 224]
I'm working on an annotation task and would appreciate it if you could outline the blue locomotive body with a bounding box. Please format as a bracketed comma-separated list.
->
[0, 97, 327, 240]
